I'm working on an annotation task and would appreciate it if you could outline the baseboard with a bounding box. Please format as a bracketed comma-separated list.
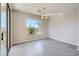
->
[12, 37, 78, 50]
[49, 38, 78, 47]
[12, 38, 49, 46]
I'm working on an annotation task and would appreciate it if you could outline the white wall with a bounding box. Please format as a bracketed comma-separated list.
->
[48, 7, 78, 46]
[12, 10, 48, 44]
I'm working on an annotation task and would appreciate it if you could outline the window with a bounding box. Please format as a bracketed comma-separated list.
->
[26, 19, 42, 35]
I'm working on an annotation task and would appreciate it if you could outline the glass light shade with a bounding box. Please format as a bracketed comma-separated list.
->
[41, 16, 48, 19]
[45, 16, 48, 19]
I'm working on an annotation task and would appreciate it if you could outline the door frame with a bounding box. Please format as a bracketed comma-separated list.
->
[6, 3, 11, 55]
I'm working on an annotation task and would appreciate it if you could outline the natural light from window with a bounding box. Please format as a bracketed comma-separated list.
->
[26, 19, 42, 35]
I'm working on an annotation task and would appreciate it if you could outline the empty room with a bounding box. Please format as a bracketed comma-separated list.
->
[0, 3, 79, 56]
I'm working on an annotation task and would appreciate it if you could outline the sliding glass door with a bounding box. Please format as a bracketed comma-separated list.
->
[1, 3, 7, 56]
[0, 3, 1, 56]
[1, 3, 11, 56]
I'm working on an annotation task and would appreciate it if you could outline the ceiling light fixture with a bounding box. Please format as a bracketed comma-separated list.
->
[41, 8, 48, 19]
[38, 8, 48, 20]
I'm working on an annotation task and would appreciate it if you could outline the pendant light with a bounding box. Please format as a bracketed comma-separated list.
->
[41, 8, 48, 20]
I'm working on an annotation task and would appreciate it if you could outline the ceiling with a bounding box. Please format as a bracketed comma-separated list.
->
[11, 3, 78, 16]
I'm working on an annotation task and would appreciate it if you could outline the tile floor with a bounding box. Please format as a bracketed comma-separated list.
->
[9, 39, 79, 56]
